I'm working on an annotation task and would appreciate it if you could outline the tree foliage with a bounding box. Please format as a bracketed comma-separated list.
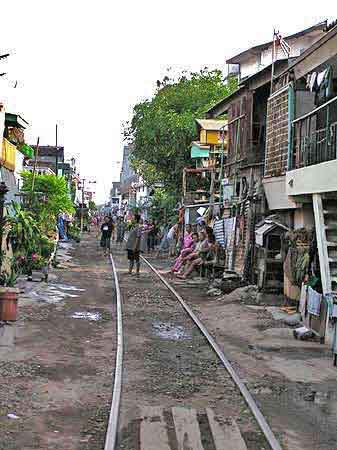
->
[21, 172, 74, 233]
[147, 188, 177, 224]
[124, 69, 237, 195]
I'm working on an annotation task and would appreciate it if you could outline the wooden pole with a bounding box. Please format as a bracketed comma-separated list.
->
[219, 125, 226, 206]
[31, 136, 40, 193]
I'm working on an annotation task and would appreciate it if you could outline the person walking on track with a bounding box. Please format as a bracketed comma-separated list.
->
[100, 216, 113, 256]
[126, 214, 142, 277]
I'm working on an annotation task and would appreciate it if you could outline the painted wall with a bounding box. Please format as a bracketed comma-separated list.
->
[200, 129, 220, 145]
[286, 159, 337, 196]
[263, 176, 297, 210]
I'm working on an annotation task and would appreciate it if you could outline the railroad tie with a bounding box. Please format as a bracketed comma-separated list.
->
[206, 408, 248, 450]
[140, 406, 170, 450]
[172, 407, 204, 450]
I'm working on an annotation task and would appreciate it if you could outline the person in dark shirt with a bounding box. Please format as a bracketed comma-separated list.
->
[100, 216, 113, 256]
[126, 215, 142, 276]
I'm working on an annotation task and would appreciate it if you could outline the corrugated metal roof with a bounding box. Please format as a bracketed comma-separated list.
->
[196, 119, 227, 131]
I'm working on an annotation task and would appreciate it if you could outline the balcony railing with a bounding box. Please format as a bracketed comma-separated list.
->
[291, 96, 337, 170]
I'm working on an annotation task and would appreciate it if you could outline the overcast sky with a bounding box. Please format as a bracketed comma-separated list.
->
[0, 1, 334, 202]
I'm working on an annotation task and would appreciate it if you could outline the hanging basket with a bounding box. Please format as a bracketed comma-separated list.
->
[0, 288, 19, 321]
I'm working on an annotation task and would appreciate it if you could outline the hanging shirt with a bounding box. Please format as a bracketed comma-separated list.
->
[299, 284, 307, 318]
[307, 287, 322, 317]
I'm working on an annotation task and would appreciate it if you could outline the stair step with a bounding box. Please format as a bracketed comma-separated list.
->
[324, 210, 337, 215]
[329, 257, 337, 263]
[325, 224, 337, 230]
[326, 241, 337, 247]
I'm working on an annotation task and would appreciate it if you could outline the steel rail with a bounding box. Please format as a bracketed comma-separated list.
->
[104, 254, 124, 450]
[141, 255, 283, 450]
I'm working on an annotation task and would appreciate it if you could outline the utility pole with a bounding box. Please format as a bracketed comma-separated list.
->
[55, 123, 58, 176]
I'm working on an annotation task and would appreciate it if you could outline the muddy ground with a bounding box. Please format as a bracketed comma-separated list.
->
[151, 258, 337, 450]
[0, 235, 116, 450]
[0, 234, 336, 450]
[112, 249, 271, 450]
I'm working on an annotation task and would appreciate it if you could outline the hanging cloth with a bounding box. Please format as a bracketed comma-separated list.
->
[299, 283, 307, 318]
[307, 72, 317, 92]
[213, 219, 225, 248]
[325, 293, 335, 319]
[307, 286, 322, 316]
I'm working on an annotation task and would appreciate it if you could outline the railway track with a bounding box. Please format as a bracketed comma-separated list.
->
[105, 249, 284, 450]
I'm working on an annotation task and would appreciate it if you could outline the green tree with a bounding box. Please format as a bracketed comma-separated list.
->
[21, 172, 74, 233]
[147, 189, 177, 225]
[125, 69, 237, 196]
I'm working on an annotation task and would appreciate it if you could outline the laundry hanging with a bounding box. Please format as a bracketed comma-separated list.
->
[307, 286, 322, 317]
[213, 219, 225, 248]
[299, 283, 307, 318]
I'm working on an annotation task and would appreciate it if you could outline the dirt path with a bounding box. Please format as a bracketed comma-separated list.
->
[110, 247, 271, 450]
[1, 235, 336, 450]
[0, 233, 116, 450]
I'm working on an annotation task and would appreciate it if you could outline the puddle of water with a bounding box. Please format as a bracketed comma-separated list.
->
[70, 311, 102, 321]
[57, 284, 85, 292]
[28, 288, 78, 304]
[152, 321, 191, 341]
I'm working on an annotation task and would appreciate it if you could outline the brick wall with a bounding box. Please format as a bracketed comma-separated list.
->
[265, 88, 289, 177]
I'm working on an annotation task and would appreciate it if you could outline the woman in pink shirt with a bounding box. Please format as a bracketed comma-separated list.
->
[171, 225, 195, 273]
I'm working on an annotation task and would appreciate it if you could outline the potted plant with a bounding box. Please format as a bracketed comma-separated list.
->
[0, 256, 20, 321]
[25, 253, 48, 282]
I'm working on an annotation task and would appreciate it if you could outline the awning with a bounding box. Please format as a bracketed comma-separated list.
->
[191, 142, 210, 158]
[195, 119, 227, 131]
[19, 143, 34, 159]
[5, 113, 29, 129]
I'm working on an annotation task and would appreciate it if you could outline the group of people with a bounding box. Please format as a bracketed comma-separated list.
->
[97, 211, 218, 280]
[125, 217, 217, 279]
[170, 224, 217, 279]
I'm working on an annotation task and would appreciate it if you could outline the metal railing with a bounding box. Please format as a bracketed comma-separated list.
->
[292, 96, 337, 169]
